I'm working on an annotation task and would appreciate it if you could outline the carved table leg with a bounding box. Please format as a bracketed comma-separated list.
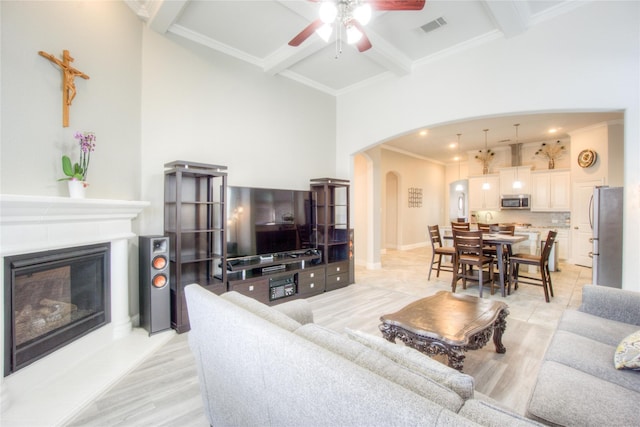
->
[492, 308, 509, 354]
[447, 347, 466, 371]
[379, 322, 396, 343]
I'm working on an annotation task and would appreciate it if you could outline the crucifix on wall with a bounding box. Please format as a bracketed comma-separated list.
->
[38, 49, 90, 127]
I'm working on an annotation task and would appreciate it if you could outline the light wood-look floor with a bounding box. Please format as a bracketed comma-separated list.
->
[67, 247, 591, 426]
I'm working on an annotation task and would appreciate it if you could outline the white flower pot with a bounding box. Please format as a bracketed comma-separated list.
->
[67, 180, 87, 198]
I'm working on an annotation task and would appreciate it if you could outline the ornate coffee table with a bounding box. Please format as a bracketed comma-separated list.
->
[379, 291, 509, 371]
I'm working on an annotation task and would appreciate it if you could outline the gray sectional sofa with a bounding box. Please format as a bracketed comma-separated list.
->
[526, 285, 640, 426]
[185, 284, 539, 426]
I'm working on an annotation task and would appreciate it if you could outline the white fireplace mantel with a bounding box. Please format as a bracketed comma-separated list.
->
[0, 194, 150, 256]
[0, 194, 175, 426]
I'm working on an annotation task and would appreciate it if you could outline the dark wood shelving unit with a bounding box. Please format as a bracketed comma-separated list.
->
[164, 161, 227, 333]
[310, 178, 352, 290]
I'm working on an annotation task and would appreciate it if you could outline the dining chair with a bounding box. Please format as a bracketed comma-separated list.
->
[427, 225, 455, 280]
[487, 224, 516, 279]
[477, 223, 498, 232]
[451, 230, 495, 297]
[509, 230, 557, 302]
[451, 221, 470, 232]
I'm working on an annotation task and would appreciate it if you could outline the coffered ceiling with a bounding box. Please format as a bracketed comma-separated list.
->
[125, 0, 588, 95]
[124, 1, 624, 162]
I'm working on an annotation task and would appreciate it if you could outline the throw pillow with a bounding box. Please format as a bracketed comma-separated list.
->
[614, 330, 640, 370]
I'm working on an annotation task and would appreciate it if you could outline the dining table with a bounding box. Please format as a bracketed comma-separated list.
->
[443, 232, 527, 298]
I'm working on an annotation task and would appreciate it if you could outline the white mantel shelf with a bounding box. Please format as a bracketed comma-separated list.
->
[0, 194, 149, 257]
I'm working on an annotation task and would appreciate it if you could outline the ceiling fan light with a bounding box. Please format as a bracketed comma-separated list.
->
[353, 4, 372, 25]
[346, 25, 362, 44]
[319, 2, 338, 24]
[316, 23, 333, 42]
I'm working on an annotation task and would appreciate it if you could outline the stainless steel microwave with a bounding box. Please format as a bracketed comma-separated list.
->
[500, 194, 531, 210]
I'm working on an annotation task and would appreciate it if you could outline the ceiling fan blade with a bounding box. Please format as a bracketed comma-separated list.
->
[356, 33, 372, 52]
[352, 21, 373, 52]
[370, 0, 426, 11]
[288, 19, 324, 47]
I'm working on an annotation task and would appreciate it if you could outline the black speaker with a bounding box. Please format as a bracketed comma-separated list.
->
[139, 236, 170, 336]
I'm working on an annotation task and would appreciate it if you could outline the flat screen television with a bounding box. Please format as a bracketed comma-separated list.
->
[227, 186, 314, 258]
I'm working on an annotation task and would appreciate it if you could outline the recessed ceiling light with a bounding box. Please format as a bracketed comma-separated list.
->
[549, 128, 559, 133]
[419, 130, 428, 136]
[449, 143, 457, 149]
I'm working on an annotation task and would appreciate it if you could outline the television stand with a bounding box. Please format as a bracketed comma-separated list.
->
[226, 250, 325, 305]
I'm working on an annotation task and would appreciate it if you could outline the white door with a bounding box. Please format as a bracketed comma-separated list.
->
[571, 179, 603, 267]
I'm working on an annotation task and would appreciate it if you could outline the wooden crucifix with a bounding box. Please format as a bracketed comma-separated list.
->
[38, 49, 90, 127]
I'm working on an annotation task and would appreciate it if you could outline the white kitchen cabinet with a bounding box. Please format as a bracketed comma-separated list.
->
[531, 170, 570, 211]
[469, 175, 500, 211]
[499, 166, 531, 195]
[555, 228, 569, 260]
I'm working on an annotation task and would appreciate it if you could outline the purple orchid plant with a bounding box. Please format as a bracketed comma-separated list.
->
[60, 131, 96, 182]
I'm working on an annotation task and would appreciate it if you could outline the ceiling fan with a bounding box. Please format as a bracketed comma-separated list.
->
[288, 0, 426, 53]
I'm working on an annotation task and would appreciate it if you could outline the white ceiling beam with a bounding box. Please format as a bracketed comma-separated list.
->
[264, 39, 328, 76]
[148, 0, 190, 34]
[362, 28, 413, 76]
[481, 0, 530, 38]
[264, 1, 328, 75]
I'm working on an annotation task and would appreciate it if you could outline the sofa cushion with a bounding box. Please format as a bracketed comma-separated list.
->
[295, 323, 465, 413]
[345, 327, 475, 400]
[527, 361, 640, 427]
[614, 330, 640, 370]
[558, 309, 639, 347]
[544, 330, 640, 393]
[460, 399, 544, 427]
[272, 298, 314, 325]
[220, 291, 301, 331]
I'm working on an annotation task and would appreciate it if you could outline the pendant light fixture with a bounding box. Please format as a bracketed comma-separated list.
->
[512, 123, 523, 190]
[455, 133, 464, 191]
[482, 129, 491, 190]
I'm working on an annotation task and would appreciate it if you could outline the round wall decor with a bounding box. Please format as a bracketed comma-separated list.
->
[578, 149, 597, 168]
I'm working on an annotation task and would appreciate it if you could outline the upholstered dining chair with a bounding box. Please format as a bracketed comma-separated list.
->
[487, 224, 515, 253]
[451, 221, 470, 232]
[477, 223, 498, 232]
[451, 230, 495, 297]
[428, 225, 455, 280]
[486, 224, 516, 276]
[509, 230, 557, 302]
[478, 223, 499, 257]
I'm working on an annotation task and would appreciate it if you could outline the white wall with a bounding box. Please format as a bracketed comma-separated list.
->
[337, 1, 640, 290]
[139, 28, 337, 234]
[570, 123, 612, 185]
[1, 1, 142, 200]
[378, 149, 445, 249]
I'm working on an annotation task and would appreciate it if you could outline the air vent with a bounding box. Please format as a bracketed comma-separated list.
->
[420, 17, 447, 34]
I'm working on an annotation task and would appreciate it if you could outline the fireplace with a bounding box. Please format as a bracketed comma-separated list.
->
[4, 243, 111, 376]
[0, 195, 168, 425]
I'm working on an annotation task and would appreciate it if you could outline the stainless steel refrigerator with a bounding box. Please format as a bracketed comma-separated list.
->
[591, 186, 623, 288]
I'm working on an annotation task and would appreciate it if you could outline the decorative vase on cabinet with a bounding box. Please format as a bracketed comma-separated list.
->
[164, 161, 227, 333]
